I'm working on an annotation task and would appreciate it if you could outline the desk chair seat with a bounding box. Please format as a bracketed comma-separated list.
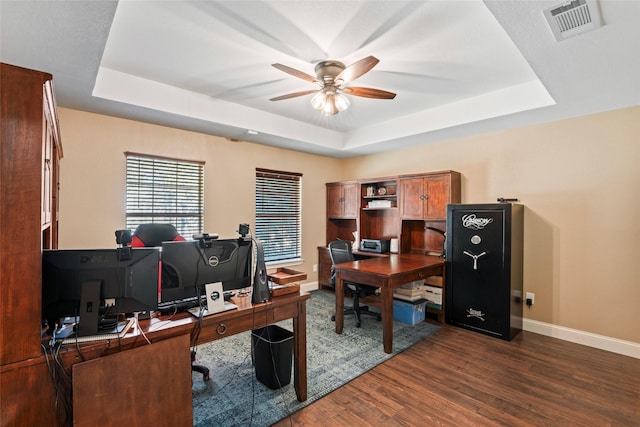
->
[130, 223, 209, 381]
[328, 239, 381, 328]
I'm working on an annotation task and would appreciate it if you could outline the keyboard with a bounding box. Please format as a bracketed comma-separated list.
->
[157, 291, 236, 314]
[187, 302, 238, 318]
[157, 296, 203, 314]
[57, 318, 135, 345]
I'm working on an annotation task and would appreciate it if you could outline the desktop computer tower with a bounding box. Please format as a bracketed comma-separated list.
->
[445, 203, 523, 340]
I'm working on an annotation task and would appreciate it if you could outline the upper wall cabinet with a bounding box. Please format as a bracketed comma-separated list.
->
[399, 171, 461, 220]
[327, 181, 359, 219]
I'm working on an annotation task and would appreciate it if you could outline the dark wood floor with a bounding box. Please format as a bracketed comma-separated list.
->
[275, 323, 639, 426]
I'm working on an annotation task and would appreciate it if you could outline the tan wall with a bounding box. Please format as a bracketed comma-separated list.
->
[342, 106, 640, 343]
[57, 108, 342, 283]
[58, 106, 640, 344]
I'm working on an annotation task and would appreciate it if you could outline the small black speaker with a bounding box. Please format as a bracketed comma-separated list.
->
[252, 239, 271, 304]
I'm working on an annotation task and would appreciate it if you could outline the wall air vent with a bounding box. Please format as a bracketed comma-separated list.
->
[543, 0, 603, 41]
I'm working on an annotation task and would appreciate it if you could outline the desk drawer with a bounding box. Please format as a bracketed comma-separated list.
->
[197, 303, 299, 342]
[198, 316, 256, 341]
[392, 269, 433, 287]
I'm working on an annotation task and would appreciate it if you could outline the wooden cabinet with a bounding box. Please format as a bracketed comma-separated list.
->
[322, 171, 460, 322]
[327, 181, 359, 219]
[399, 171, 460, 257]
[1, 63, 63, 424]
[317, 247, 333, 289]
[326, 181, 359, 244]
[399, 171, 461, 220]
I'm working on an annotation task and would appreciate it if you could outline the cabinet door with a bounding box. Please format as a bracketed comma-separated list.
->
[341, 183, 359, 217]
[327, 183, 358, 218]
[424, 173, 451, 219]
[41, 107, 53, 227]
[327, 185, 344, 218]
[399, 177, 425, 219]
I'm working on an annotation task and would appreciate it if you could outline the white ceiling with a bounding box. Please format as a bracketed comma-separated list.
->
[1, 1, 638, 158]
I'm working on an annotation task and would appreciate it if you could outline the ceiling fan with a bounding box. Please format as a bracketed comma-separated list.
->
[270, 55, 396, 116]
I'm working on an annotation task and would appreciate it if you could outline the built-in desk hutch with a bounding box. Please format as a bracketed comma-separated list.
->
[1, 63, 195, 427]
[320, 171, 461, 321]
[1, 63, 64, 424]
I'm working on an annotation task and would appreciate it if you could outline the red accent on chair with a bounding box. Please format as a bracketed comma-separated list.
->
[130, 224, 186, 296]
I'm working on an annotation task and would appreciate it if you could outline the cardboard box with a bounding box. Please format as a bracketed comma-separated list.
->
[424, 285, 442, 305]
[398, 280, 425, 290]
[424, 276, 443, 287]
[393, 299, 426, 325]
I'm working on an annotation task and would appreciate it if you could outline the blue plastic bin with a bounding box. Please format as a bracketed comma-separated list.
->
[393, 299, 427, 325]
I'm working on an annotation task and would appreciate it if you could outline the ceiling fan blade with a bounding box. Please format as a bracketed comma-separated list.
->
[270, 89, 319, 101]
[343, 86, 396, 99]
[272, 63, 318, 84]
[335, 56, 380, 85]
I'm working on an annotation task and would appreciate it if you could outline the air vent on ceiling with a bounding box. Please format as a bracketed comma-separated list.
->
[543, 0, 603, 42]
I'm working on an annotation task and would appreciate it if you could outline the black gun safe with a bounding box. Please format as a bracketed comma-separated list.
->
[445, 203, 523, 340]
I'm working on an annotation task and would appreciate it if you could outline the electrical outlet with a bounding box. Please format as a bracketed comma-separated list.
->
[526, 292, 535, 306]
[312, 264, 318, 272]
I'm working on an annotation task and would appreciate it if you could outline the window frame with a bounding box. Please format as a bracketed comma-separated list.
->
[255, 168, 302, 265]
[125, 152, 204, 238]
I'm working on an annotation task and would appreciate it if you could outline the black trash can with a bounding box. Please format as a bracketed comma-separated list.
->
[251, 325, 293, 389]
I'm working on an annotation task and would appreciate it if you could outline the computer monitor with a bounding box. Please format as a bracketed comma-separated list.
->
[42, 248, 160, 337]
[160, 238, 252, 306]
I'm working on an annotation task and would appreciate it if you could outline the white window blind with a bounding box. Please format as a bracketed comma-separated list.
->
[126, 153, 204, 238]
[255, 168, 302, 264]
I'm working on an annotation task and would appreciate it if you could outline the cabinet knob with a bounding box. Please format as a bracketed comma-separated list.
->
[216, 323, 228, 335]
[420, 194, 429, 200]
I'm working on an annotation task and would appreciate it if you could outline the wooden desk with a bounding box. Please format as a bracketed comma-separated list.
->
[333, 255, 444, 354]
[43, 291, 309, 424]
[145, 292, 309, 401]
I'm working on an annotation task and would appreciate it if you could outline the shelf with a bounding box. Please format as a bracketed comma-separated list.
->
[362, 207, 398, 211]
[363, 195, 397, 200]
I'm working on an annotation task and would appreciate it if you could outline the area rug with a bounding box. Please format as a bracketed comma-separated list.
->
[191, 290, 440, 426]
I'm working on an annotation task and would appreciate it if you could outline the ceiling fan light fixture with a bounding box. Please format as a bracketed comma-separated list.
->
[334, 92, 350, 112]
[272, 55, 393, 115]
[311, 90, 350, 116]
[311, 91, 326, 110]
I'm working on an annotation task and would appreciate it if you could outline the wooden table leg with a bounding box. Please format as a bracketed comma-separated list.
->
[335, 274, 344, 334]
[293, 299, 307, 401]
[381, 284, 394, 354]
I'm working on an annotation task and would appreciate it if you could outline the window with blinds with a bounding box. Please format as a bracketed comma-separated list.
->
[255, 168, 302, 264]
[126, 153, 204, 238]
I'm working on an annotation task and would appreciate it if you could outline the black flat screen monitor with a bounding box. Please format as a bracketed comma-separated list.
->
[160, 238, 252, 305]
[42, 248, 160, 337]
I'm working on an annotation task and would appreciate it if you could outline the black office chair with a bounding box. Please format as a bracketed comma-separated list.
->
[328, 239, 381, 327]
[129, 223, 210, 381]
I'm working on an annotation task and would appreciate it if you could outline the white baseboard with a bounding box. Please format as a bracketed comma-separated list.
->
[523, 318, 640, 359]
[300, 281, 319, 294]
[302, 281, 639, 359]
